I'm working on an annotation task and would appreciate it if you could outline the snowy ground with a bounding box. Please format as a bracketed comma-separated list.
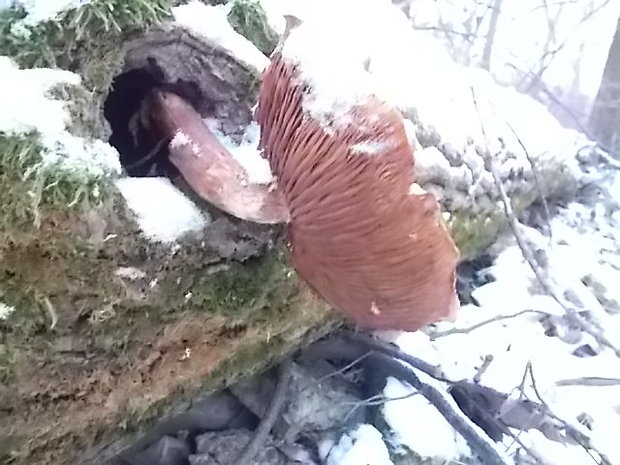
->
[2, 0, 619, 463]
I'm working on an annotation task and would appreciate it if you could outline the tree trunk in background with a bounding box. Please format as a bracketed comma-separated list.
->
[589, 16, 620, 157]
[480, 0, 503, 71]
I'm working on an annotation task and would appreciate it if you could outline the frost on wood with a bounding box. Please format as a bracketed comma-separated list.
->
[256, 52, 459, 331]
[0, 57, 121, 178]
[172, 1, 270, 73]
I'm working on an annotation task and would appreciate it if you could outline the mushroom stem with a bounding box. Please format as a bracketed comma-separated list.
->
[137, 89, 290, 224]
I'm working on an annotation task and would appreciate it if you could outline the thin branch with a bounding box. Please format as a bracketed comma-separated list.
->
[370, 352, 512, 465]
[236, 358, 293, 465]
[298, 351, 370, 394]
[526, 363, 610, 465]
[342, 390, 422, 424]
[469, 86, 620, 357]
[474, 355, 495, 383]
[431, 310, 546, 340]
[500, 116, 553, 241]
[556, 377, 620, 387]
[339, 330, 454, 382]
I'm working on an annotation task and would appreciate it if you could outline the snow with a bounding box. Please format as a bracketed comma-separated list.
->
[378, 179, 620, 463]
[0, 303, 16, 320]
[172, 1, 270, 73]
[323, 424, 394, 465]
[271, 0, 585, 192]
[383, 377, 471, 461]
[114, 177, 209, 244]
[350, 140, 395, 156]
[1, 0, 89, 28]
[0, 57, 121, 178]
[204, 120, 274, 185]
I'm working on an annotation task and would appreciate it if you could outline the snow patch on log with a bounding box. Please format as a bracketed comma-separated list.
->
[172, 1, 270, 73]
[0, 302, 16, 320]
[115, 177, 209, 243]
[0, 57, 121, 177]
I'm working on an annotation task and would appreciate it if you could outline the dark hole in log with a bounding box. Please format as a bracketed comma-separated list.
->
[103, 62, 206, 178]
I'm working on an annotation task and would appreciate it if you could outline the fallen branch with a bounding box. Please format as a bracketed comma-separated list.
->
[470, 87, 620, 357]
[555, 377, 620, 387]
[369, 352, 512, 465]
[235, 359, 293, 465]
[339, 330, 453, 382]
[525, 363, 610, 465]
[430, 309, 546, 340]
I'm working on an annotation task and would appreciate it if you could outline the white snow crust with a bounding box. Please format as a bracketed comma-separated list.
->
[172, 1, 270, 72]
[114, 177, 209, 244]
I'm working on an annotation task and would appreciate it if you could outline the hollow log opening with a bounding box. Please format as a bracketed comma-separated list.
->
[104, 66, 189, 177]
[102, 29, 260, 179]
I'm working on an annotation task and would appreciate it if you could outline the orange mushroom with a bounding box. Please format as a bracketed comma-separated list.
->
[137, 41, 460, 331]
[255, 52, 460, 331]
[136, 89, 289, 224]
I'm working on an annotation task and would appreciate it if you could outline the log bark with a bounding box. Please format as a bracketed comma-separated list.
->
[0, 27, 334, 465]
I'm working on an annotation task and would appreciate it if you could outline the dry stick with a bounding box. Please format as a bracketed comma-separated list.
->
[235, 358, 293, 465]
[499, 114, 553, 241]
[431, 309, 546, 339]
[371, 352, 512, 465]
[526, 363, 610, 465]
[298, 351, 370, 395]
[469, 87, 620, 358]
[474, 354, 495, 384]
[556, 377, 620, 387]
[501, 426, 554, 465]
[339, 330, 453, 382]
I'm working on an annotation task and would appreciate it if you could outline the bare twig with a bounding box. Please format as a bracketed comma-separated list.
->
[474, 355, 495, 383]
[298, 351, 370, 394]
[342, 390, 422, 424]
[236, 358, 293, 465]
[500, 116, 553, 240]
[469, 87, 620, 357]
[526, 363, 610, 465]
[340, 330, 453, 382]
[431, 310, 546, 340]
[502, 426, 555, 465]
[370, 352, 512, 465]
[556, 377, 620, 387]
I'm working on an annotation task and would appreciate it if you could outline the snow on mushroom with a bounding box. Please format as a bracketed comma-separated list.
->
[254, 37, 460, 331]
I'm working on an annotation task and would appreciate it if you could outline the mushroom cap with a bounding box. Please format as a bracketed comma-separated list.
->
[256, 55, 460, 331]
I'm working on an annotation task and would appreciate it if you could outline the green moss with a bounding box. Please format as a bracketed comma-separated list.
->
[448, 210, 505, 260]
[0, 0, 172, 140]
[227, 0, 278, 56]
[0, 0, 171, 72]
[0, 134, 113, 243]
[159, 246, 299, 321]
